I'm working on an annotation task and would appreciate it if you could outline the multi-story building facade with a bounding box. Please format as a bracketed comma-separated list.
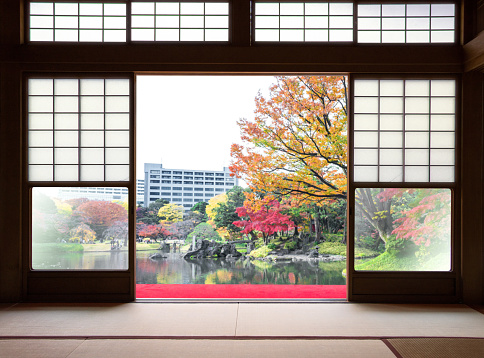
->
[143, 163, 238, 211]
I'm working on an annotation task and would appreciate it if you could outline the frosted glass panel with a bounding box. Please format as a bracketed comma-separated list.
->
[354, 114, 379, 130]
[358, 31, 380, 43]
[405, 80, 429, 96]
[29, 165, 53, 181]
[354, 149, 378, 165]
[354, 131, 378, 148]
[380, 149, 402, 165]
[353, 80, 379, 96]
[29, 114, 54, 130]
[29, 79, 53, 95]
[81, 79, 104, 95]
[30, 131, 53, 147]
[379, 166, 403, 182]
[105, 165, 130, 181]
[406, 98, 429, 113]
[280, 30, 304, 41]
[105, 96, 130, 112]
[81, 114, 104, 129]
[380, 132, 403, 148]
[29, 148, 54, 164]
[405, 132, 429, 148]
[53, 165, 78, 180]
[106, 148, 129, 164]
[431, 115, 454, 131]
[405, 115, 430, 131]
[380, 115, 403, 131]
[81, 148, 104, 164]
[405, 166, 429, 182]
[80, 165, 104, 181]
[431, 132, 454, 148]
[430, 166, 454, 182]
[280, 16, 304, 29]
[431, 80, 455, 96]
[55, 148, 78, 164]
[305, 29, 329, 42]
[430, 149, 454, 165]
[354, 166, 378, 182]
[55, 131, 79, 147]
[258, 17, 284, 29]
[205, 29, 228, 41]
[81, 131, 104, 147]
[354, 97, 379, 113]
[381, 31, 405, 43]
[405, 149, 429, 165]
[281, 3, 304, 15]
[380, 97, 403, 113]
[105, 131, 129, 147]
[431, 98, 455, 114]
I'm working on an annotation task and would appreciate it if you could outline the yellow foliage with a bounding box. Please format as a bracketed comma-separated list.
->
[206, 193, 227, 226]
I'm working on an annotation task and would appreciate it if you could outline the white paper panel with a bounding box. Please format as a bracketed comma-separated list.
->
[358, 31, 381, 43]
[407, 30, 430, 43]
[380, 97, 403, 113]
[29, 79, 53, 95]
[105, 96, 130, 112]
[405, 115, 430, 131]
[55, 148, 78, 164]
[157, 2, 180, 15]
[430, 115, 455, 131]
[382, 31, 405, 43]
[305, 29, 329, 41]
[180, 15, 204, 28]
[354, 114, 379, 130]
[431, 97, 455, 114]
[105, 131, 129, 147]
[132, 15, 155, 28]
[358, 18, 381, 30]
[54, 165, 79, 181]
[431, 132, 455, 148]
[406, 97, 430, 113]
[280, 3, 304, 15]
[380, 80, 404, 96]
[132, 2, 155, 14]
[280, 30, 304, 41]
[81, 79, 104, 95]
[29, 114, 54, 130]
[205, 29, 228, 41]
[31, 3, 54, 15]
[55, 131, 78, 147]
[255, 3, 279, 16]
[405, 149, 430, 165]
[105, 114, 130, 129]
[380, 166, 403, 182]
[81, 114, 104, 130]
[405, 132, 429, 148]
[380, 115, 403, 130]
[29, 148, 53, 164]
[382, 18, 405, 30]
[81, 148, 104, 164]
[380, 149, 402, 165]
[431, 80, 455, 96]
[55, 29, 79, 41]
[256, 16, 279, 29]
[55, 114, 78, 130]
[29, 131, 53, 147]
[255, 29, 279, 41]
[156, 15, 180, 28]
[354, 149, 378, 165]
[103, 29, 126, 42]
[380, 132, 403, 148]
[180, 2, 204, 15]
[405, 80, 430, 96]
[29, 165, 53, 181]
[430, 149, 454, 165]
[353, 80, 379, 96]
[329, 3, 353, 15]
[54, 79, 79, 95]
[80, 165, 104, 181]
[105, 148, 129, 164]
[132, 29, 154, 41]
[354, 131, 378, 148]
[329, 29, 352, 41]
[30, 29, 54, 41]
[156, 29, 179, 41]
[105, 165, 130, 181]
[354, 97, 379, 113]
[81, 131, 104, 147]
[405, 166, 429, 182]
[29, 96, 54, 113]
[358, 5, 380, 17]
[354, 166, 378, 182]
[430, 166, 454, 182]
[54, 96, 78, 112]
[431, 31, 454, 43]
[205, 3, 229, 15]
[205, 16, 228, 28]
[81, 96, 105, 112]
[280, 16, 304, 28]
[305, 16, 329, 29]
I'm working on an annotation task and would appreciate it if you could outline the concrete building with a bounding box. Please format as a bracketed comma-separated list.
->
[143, 163, 238, 211]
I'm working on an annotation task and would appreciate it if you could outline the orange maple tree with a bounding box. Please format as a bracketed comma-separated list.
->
[230, 76, 347, 205]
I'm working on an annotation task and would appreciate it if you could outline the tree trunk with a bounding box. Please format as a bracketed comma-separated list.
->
[314, 217, 321, 243]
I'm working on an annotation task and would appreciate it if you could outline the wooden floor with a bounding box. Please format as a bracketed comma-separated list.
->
[1, 303, 483, 357]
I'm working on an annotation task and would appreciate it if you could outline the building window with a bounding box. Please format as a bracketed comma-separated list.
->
[205, 182, 214, 185]
[173, 180, 182, 184]
[173, 192, 182, 196]
[173, 198, 182, 202]
[162, 170, 171, 174]
[183, 192, 193, 196]
[205, 193, 214, 197]
[195, 172, 203, 175]
[205, 188, 214, 191]
[173, 187, 182, 190]
[161, 192, 171, 195]
[161, 186, 171, 190]
[195, 193, 203, 196]
[194, 181, 203, 185]
[150, 179, 160, 183]
[194, 188, 203, 191]
[173, 171, 182, 174]
[183, 187, 193, 190]
[161, 180, 171, 183]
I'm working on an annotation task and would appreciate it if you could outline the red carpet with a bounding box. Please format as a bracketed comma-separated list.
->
[136, 284, 346, 299]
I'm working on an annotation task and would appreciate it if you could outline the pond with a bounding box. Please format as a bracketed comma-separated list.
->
[32, 249, 347, 285]
[136, 250, 346, 285]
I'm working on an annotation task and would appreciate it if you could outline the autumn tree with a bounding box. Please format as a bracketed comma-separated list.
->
[137, 223, 171, 242]
[158, 203, 183, 225]
[136, 199, 169, 225]
[75, 201, 127, 242]
[191, 201, 209, 221]
[212, 186, 246, 237]
[103, 220, 129, 246]
[230, 76, 348, 204]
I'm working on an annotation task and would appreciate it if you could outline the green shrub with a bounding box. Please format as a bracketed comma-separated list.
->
[283, 241, 297, 251]
[267, 243, 277, 250]
[33, 243, 84, 253]
[318, 242, 346, 256]
[248, 245, 271, 258]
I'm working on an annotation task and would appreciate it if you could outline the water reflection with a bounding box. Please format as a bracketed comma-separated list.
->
[136, 251, 346, 285]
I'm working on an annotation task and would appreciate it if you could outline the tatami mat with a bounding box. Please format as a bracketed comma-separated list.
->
[0, 339, 395, 358]
[387, 338, 484, 358]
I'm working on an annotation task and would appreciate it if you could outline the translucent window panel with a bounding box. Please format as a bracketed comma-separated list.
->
[81, 131, 104, 147]
[380, 149, 403, 165]
[132, 2, 229, 42]
[354, 188, 451, 271]
[105, 96, 130, 112]
[30, 114, 54, 130]
[255, 2, 353, 42]
[353, 78, 456, 183]
[105, 165, 130, 181]
[354, 149, 379, 165]
[430, 166, 454, 182]
[81, 96, 105, 112]
[430, 149, 454, 165]
[31, 187, 129, 270]
[29, 79, 54, 95]
[431, 80, 456, 96]
[354, 166, 378, 182]
[55, 131, 79, 147]
[354, 114, 379, 130]
[30, 131, 54, 147]
[379, 166, 403, 182]
[106, 148, 130, 164]
[80, 79, 105, 95]
[105, 131, 130, 147]
[357, 3, 455, 44]
[55, 148, 79, 164]
[105, 114, 130, 130]
[81, 148, 105, 164]
[29, 96, 54, 113]
[55, 96, 79, 113]
[405, 149, 430, 165]
[80, 165, 105, 181]
[105, 79, 129, 95]
[55, 79, 79, 95]
[29, 166, 54, 181]
[54, 165, 79, 181]
[29, 2, 127, 43]
[29, 148, 54, 165]
[81, 114, 104, 130]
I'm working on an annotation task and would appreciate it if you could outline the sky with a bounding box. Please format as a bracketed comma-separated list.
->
[136, 75, 277, 179]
